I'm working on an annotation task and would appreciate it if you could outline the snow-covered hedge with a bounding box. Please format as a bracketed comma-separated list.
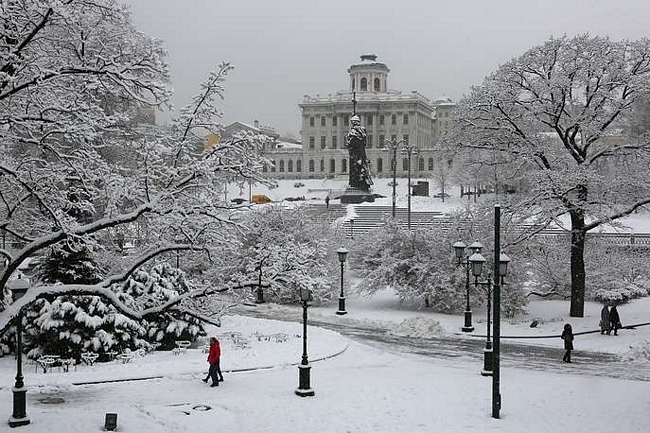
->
[593, 280, 649, 304]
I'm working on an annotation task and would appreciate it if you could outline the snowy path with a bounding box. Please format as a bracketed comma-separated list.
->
[235, 306, 650, 382]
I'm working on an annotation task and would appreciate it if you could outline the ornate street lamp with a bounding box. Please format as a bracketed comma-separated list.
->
[295, 287, 315, 397]
[453, 239, 483, 332]
[402, 142, 419, 231]
[381, 139, 401, 218]
[465, 206, 510, 419]
[7, 277, 30, 428]
[336, 247, 349, 316]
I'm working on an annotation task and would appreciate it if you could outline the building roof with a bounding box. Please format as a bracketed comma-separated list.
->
[301, 90, 433, 108]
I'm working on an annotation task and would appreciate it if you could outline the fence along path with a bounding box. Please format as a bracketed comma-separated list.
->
[311, 204, 650, 244]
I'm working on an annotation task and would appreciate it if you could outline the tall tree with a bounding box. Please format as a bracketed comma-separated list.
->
[0, 0, 271, 332]
[454, 35, 650, 316]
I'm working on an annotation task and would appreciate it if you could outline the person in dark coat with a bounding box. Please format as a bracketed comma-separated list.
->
[325, 195, 330, 209]
[203, 337, 224, 387]
[600, 304, 611, 335]
[609, 305, 621, 336]
[561, 323, 574, 363]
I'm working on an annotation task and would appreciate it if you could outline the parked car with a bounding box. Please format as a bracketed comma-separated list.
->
[230, 197, 247, 205]
[433, 192, 450, 198]
[251, 194, 272, 204]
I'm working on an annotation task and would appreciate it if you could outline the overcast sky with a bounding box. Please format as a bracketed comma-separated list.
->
[124, 0, 650, 137]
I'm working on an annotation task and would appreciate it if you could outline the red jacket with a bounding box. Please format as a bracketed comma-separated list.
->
[207, 341, 221, 364]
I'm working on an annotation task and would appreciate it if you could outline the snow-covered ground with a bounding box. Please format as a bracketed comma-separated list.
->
[1, 301, 649, 433]
[2, 179, 650, 432]
[234, 177, 650, 232]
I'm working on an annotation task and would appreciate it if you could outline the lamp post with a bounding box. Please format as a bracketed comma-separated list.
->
[402, 142, 418, 231]
[453, 239, 484, 332]
[467, 205, 511, 419]
[336, 247, 349, 316]
[7, 277, 30, 428]
[381, 138, 403, 218]
[295, 287, 315, 397]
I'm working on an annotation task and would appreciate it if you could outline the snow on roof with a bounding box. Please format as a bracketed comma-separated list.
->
[275, 141, 302, 149]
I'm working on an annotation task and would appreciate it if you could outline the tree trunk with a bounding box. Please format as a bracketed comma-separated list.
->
[569, 210, 586, 317]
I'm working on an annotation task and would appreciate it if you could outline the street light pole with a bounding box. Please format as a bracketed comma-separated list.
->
[492, 205, 502, 419]
[7, 277, 30, 428]
[295, 288, 314, 397]
[381, 138, 404, 219]
[401, 141, 418, 231]
[336, 247, 349, 315]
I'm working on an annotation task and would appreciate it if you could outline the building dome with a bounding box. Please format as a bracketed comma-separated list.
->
[348, 55, 390, 93]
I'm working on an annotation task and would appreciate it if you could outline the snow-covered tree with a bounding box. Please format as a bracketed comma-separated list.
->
[453, 35, 650, 317]
[224, 205, 339, 304]
[0, 1, 272, 334]
[351, 207, 527, 317]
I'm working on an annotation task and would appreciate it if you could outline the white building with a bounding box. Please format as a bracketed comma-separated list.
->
[242, 55, 455, 180]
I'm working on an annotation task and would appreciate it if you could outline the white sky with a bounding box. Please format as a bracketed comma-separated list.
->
[123, 0, 650, 136]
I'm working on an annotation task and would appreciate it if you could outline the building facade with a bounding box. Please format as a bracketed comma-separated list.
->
[248, 55, 455, 180]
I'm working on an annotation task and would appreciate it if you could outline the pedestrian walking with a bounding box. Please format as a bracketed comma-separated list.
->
[325, 195, 330, 209]
[203, 337, 224, 387]
[609, 305, 622, 336]
[600, 304, 611, 335]
[561, 323, 574, 363]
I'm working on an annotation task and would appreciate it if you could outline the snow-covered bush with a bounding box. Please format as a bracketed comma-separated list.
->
[593, 280, 648, 305]
[350, 209, 528, 317]
[115, 263, 206, 350]
[224, 205, 340, 304]
[23, 297, 146, 361]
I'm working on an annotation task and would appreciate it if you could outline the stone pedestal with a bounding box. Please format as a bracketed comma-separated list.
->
[339, 187, 375, 204]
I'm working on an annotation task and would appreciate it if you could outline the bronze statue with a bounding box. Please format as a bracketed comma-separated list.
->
[346, 115, 373, 191]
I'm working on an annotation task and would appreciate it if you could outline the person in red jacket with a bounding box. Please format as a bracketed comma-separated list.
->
[202, 337, 224, 387]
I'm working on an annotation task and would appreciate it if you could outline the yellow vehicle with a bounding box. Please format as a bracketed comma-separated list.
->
[251, 194, 272, 204]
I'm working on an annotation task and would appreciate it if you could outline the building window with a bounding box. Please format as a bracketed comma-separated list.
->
[391, 114, 397, 125]
[402, 158, 408, 171]
[418, 157, 424, 171]
[342, 159, 347, 173]
[377, 158, 383, 172]
[263, 165, 268, 173]
[333, 116, 338, 127]
[379, 134, 385, 146]
[374, 77, 380, 91]
[391, 134, 397, 142]
[309, 117, 314, 127]
[403, 114, 409, 125]
[329, 159, 335, 173]
[360, 77, 367, 91]
[320, 136, 326, 149]
[309, 136, 315, 149]
[379, 114, 385, 125]
[344, 115, 349, 126]
[367, 134, 373, 149]
[271, 160, 276, 172]
[309, 159, 314, 172]
[366, 114, 373, 125]
[332, 135, 338, 149]
[320, 159, 325, 172]
[428, 157, 434, 171]
[297, 160, 302, 172]
[402, 134, 409, 143]
[288, 159, 293, 172]
[321, 116, 326, 127]
[279, 160, 285, 172]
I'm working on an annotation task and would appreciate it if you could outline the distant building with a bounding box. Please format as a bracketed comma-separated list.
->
[240, 55, 456, 180]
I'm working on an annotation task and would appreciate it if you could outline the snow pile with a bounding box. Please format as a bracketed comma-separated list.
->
[622, 340, 650, 363]
[387, 317, 445, 338]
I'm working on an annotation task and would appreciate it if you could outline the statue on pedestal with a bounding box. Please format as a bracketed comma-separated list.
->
[346, 114, 373, 192]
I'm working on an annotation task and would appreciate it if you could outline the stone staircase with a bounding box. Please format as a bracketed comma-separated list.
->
[339, 205, 448, 237]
